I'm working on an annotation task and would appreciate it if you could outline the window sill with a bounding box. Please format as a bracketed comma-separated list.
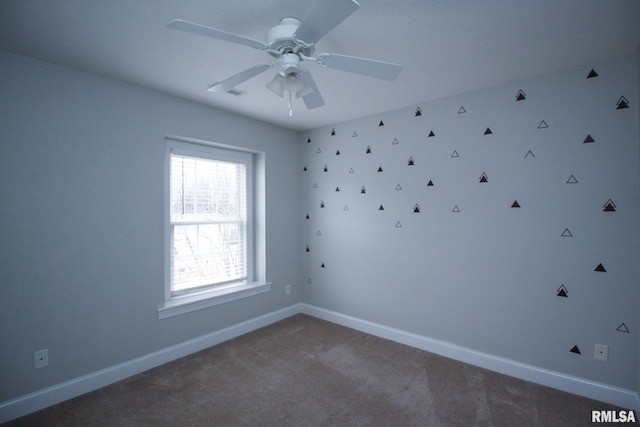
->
[157, 281, 271, 319]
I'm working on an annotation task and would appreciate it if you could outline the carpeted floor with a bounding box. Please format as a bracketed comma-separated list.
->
[6, 314, 629, 426]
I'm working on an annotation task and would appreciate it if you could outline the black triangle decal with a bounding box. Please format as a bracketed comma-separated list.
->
[343, 205, 349, 211]
[395, 221, 402, 228]
[415, 107, 422, 117]
[484, 127, 493, 135]
[511, 200, 520, 208]
[570, 345, 581, 354]
[617, 100, 630, 109]
[594, 263, 606, 272]
[458, 106, 466, 114]
[603, 199, 616, 212]
[479, 173, 488, 183]
[616, 96, 630, 109]
[349, 168, 355, 174]
[616, 323, 630, 333]
[379, 120, 384, 126]
[323, 165, 328, 172]
[427, 180, 434, 187]
[306, 245, 310, 252]
[307, 138, 311, 143]
[303, 166, 308, 171]
[352, 131, 358, 137]
[392, 138, 399, 145]
[336, 150, 341, 155]
[516, 90, 526, 101]
[331, 128, 336, 136]
[587, 69, 599, 78]
[321, 262, 325, 268]
[395, 184, 402, 190]
[561, 228, 573, 237]
[524, 150, 535, 159]
[335, 187, 340, 192]
[428, 130, 435, 137]
[379, 205, 385, 211]
[313, 182, 318, 188]
[566, 175, 578, 184]
[377, 166, 383, 172]
[306, 214, 310, 219]
[320, 201, 325, 208]
[452, 205, 460, 213]
[413, 204, 421, 213]
[361, 186, 366, 194]
[366, 145, 372, 154]
[538, 120, 549, 129]
[408, 157, 415, 166]
[308, 278, 312, 284]
[451, 150, 459, 158]
[557, 284, 568, 297]
[316, 148, 322, 153]
[583, 134, 595, 143]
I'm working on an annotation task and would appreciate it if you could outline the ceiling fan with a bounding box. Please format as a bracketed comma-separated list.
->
[167, 0, 402, 116]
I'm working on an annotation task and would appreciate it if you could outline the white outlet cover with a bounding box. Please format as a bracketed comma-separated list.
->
[34, 349, 49, 369]
[594, 344, 608, 362]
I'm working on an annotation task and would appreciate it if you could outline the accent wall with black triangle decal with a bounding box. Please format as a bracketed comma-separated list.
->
[300, 53, 638, 391]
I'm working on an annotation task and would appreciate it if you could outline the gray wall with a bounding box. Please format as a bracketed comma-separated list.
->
[0, 50, 301, 402]
[301, 53, 640, 392]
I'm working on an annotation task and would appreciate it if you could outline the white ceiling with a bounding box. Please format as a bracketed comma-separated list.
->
[1, 0, 639, 131]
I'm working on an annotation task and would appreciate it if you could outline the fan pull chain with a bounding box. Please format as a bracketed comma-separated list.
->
[288, 91, 293, 117]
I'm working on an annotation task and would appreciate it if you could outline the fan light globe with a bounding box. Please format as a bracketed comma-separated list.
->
[265, 74, 285, 97]
[283, 71, 305, 93]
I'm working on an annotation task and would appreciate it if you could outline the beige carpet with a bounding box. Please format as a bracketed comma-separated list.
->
[6, 314, 628, 426]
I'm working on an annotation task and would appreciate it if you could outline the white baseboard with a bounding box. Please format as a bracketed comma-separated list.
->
[2, 302, 637, 423]
[298, 304, 639, 412]
[0, 304, 301, 423]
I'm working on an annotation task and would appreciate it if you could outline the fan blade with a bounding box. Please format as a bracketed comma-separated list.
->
[299, 70, 325, 109]
[208, 64, 271, 93]
[293, 0, 360, 45]
[167, 19, 266, 50]
[316, 53, 402, 81]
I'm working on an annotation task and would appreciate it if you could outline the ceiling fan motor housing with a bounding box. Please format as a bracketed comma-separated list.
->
[266, 17, 314, 58]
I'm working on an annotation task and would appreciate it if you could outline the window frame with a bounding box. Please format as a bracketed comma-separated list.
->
[158, 136, 269, 319]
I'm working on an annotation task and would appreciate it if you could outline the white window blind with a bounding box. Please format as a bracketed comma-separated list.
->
[169, 152, 248, 294]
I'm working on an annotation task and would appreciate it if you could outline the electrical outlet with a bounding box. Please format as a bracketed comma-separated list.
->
[34, 349, 49, 369]
[285, 285, 291, 295]
[594, 344, 608, 361]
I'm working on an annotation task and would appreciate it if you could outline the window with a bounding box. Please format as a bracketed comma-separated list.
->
[170, 151, 248, 292]
[159, 137, 269, 319]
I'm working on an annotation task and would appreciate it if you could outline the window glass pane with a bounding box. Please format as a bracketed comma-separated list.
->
[170, 155, 246, 223]
[171, 223, 247, 292]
